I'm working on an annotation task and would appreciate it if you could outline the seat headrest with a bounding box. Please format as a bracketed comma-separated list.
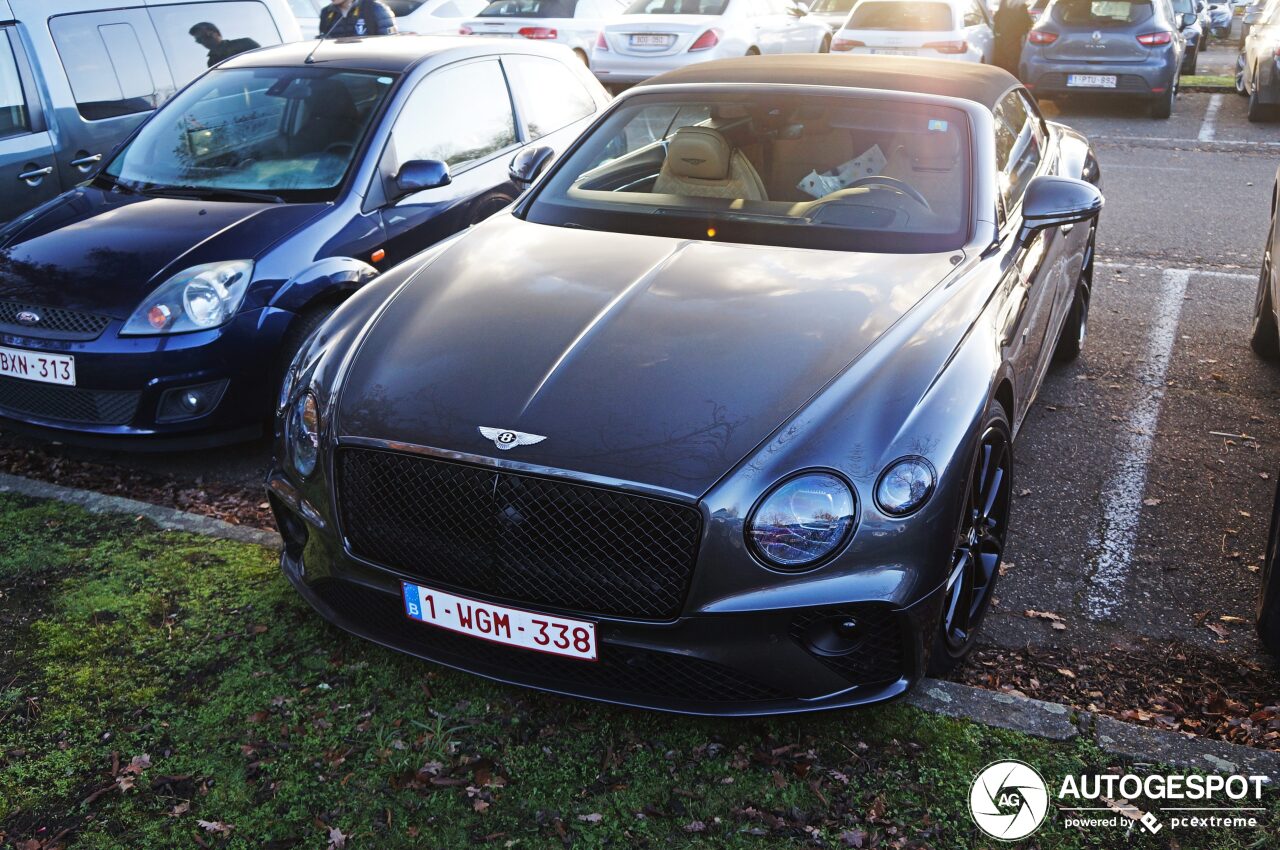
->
[911, 131, 960, 172]
[666, 126, 732, 181]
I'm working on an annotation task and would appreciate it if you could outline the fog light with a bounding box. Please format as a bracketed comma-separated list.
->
[156, 379, 228, 423]
[805, 615, 865, 657]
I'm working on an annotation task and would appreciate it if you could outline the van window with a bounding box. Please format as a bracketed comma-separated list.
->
[0, 32, 29, 138]
[505, 55, 596, 139]
[149, 2, 284, 87]
[50, 16, 162, 122]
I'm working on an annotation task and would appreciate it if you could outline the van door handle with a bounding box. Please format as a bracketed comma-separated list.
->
[17, 166, 53, 183]
[70, 154, 103, 170]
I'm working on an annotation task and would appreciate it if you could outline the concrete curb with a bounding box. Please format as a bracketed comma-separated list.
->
[0, 471, 282, 551]
[2, 472, 1277, 778]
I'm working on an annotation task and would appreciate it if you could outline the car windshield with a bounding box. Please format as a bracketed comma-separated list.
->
[478, 0, 579, 16]
[524, 91, 971, 253]
[847, 1, 955, 29]
[624, 0, 731, 12]
[102, 67, 395, 203]
[1053, 0, 1154, 25]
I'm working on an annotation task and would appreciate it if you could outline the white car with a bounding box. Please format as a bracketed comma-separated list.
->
[831, 0, 994, 63]
[592, 0, 831, 86]
[809, 0, 856, 29]
[290, 0, 488, 36]
[459, 0, 630, 64]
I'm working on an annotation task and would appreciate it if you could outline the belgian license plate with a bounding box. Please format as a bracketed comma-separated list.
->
[870, 48, 916, 55]
[402, 581, 598, 661]
[630, 34, 673, 46]
[1067, 74, 1117, 88]
[0, 345, 75, 386]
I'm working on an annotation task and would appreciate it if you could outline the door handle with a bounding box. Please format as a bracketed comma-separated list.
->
[17, 166, 53, 183]
[70, 154, 103, 170]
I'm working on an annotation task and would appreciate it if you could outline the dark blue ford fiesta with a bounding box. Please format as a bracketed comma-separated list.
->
[0, 35, 608, 448]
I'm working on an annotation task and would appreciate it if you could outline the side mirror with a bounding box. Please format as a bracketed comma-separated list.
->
[1018, 175, 1103, 247]
[509, 144, 556, 187]
[394, 159, 451, 198]
[789, 1, 810, 15]
[1181, 11, 1198, 26]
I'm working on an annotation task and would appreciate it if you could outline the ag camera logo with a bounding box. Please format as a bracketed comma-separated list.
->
[970, 760, 1050, 840]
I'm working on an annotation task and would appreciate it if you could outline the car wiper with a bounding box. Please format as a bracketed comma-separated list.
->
[139, 184, 286, 205]
[91, 172, 141, 194]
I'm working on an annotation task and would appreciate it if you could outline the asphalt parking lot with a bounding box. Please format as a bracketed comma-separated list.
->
[1, 54, 1277, 688]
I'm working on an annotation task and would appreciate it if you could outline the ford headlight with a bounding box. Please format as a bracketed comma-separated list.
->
[746, 472, 856, 569]
[121, 260, 253, 335]
[875, 457, 936, 517]
[288, 391, 321, 479]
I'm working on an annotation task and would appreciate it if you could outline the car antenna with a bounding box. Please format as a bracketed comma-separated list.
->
[305, 10, 347, 64]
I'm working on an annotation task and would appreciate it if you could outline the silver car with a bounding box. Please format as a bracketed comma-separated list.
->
[1241, 0, 1280, 119]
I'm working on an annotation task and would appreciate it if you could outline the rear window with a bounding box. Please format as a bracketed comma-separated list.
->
[811, 0, 856, 11]
[625, 0, 731, 12]
[1052, 0, 1154, 25]
[847, 1, 955, 30]
[478, 0, 580, 15]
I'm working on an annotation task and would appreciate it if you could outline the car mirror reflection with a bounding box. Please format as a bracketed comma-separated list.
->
[509, 145, 556, 187]
[394, 159, 452, 199]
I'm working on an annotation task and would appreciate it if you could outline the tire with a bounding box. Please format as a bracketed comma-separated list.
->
[1248, 77, 1277, 121]
[1150, 82, 1175, 118]
[1260, 481, 1280, 655]
[927, 403, 1013, 676]
[1237, 55, 1249, 95]
[1251, 229, 1279, 359]
[819, 34, 831, 54]
[1054, 281, 1090, 364]
[1182, 47, 1197, 75]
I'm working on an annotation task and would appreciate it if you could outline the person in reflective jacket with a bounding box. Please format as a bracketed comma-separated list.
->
[318, 0, 398, 37]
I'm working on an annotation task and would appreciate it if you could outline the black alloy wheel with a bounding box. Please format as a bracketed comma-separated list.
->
[1252, 219, 1279, 359]
[928, 406, 1013, 674]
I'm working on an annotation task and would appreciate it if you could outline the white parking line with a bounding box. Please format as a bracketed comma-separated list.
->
[1096, 261, 1254, 281]
[1085, 268, 1191, 620]
[1198, 94, 1224, 142]
[1091, 134, 1280, 148]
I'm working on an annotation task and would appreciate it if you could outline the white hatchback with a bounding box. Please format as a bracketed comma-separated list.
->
[831, 0, 994, 62]
[592, 0, 832, 86]
[459, 0, 631, 64]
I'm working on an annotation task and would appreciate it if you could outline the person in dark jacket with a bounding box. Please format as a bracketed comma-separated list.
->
[189, 22, 261, 67]
[318, 0, 399, 37]
[992, 0, 1033, 77]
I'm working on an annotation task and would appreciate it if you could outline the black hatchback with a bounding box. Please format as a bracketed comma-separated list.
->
[0, 36, 608, 447]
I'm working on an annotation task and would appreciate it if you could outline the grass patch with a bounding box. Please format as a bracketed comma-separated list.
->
[0, 493, 1276, 849]
[1182, 75, 1235, 88]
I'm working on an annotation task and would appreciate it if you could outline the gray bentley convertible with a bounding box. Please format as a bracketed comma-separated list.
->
[268, 55, 1103, 715]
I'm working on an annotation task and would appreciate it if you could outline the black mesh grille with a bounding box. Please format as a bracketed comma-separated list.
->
[0, 301, 111, 340]
[0, 377, 139, 425]
[312, 579, 786, 703]
[789, 606, 906, 687]
[337, 448, 703, 621]
[1037, 73, 1152, 94]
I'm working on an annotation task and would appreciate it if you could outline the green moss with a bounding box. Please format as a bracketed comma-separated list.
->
[0, 493, 1276, 848]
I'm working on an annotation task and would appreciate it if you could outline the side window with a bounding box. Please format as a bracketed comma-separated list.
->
[993, 91, 1042, 213]
[0, 31, 30, 139]
[963, 0, 986, 26]
[505, 55, 597, 139]
[148, 2, 285, 89]
[50, 14, 162, 121]
[387, 60, 517, 178]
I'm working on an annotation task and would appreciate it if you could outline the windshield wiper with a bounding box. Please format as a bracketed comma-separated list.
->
[138, 184, 286, 205]
[92, 172, 142, 194]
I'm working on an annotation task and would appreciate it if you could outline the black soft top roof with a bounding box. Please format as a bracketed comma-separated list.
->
[638, 54, 1020, 112]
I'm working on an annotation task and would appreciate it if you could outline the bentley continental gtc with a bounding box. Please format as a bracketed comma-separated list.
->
[270, 55, 1103, 715]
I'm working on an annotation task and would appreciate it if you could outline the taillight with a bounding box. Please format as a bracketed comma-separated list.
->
[596, 31, 608, 50]
[1027, 30, 1058, 44]
[458, 25, 473, 34]
[688, 29, 720, 51]
[923, 40, 968, 54]
[1136, 30, 1172, 45]
[831, 38, 865, 51]
[518, 26, 558, 39]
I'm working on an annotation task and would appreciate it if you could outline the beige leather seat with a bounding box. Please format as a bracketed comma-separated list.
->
[653, 126, 768, 202]
[881, 131, 963, 214]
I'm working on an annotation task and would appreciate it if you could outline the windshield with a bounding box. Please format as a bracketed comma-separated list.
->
[624, 0, 731, 13]
[811, 0, 856, 12]
[525, 92, 971, 254]
[478, 0, 579, 16]
[1053, 0, 1154, 25]
[847, 1, 955, 29]
[103, 67, 395, 203]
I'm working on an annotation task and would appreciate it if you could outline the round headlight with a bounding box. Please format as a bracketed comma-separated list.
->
[289, 392, 321, 478]
[746, 472, 856, 569]
[875, 457, 936, 517]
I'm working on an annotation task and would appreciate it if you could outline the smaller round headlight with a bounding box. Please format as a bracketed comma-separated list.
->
[747, 472, 856, 569]
[875, 457, 936, 517]
[289, 391, 321, 478]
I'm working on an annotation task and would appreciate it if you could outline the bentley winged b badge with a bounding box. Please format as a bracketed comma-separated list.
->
[479, 426, 547, 451]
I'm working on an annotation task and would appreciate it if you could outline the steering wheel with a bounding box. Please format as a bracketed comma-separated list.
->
[812, 176, 932, 213]
[322, 142, 354, 159]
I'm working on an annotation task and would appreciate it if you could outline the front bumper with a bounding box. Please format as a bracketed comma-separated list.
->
[0, 306, 293, 448]
[268, 469, 947, 716]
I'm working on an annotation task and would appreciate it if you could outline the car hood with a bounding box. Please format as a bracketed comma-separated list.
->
[0, 187, 324, 319]
[337, 215, 960, 498]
